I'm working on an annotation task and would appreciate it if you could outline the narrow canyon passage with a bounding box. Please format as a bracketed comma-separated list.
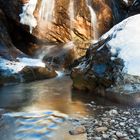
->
[0, 0, 140, 140]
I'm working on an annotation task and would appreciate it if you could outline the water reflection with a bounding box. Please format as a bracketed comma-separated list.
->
[0, 76, 88, 116]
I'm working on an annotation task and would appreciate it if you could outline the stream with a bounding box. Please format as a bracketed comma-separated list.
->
[0, 75, 139, 140]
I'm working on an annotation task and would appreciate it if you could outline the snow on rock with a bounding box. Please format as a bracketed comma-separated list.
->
[19, 0, 38, 33]
[0, 57, 45, 75]
[101, 14, 140, 76]
[122, 0, 129, 5]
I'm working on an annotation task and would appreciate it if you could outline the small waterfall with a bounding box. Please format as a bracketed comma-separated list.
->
[39, 0, 55, 24]
[86, 0, 98, 40]
[68, 0, 75, 37]
[56, 71, 65, 78]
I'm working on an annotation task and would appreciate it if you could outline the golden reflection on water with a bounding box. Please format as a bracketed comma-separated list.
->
[19, 76, 89, 117]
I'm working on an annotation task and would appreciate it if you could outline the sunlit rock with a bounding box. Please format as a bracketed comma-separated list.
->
[0, 0, 113, 43]
[20, 66, 57, 82]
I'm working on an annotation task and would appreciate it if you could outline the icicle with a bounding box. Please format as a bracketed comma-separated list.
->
[19, 0, 38, 34]
[68, 0, 74, 32]
[39, 0, 55, 22]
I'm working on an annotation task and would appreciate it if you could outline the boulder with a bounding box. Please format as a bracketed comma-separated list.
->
[20, 66, 57, 82]
[0, 57, 57, 86]
[39, 42, 76, 69]
[71, 14, 140, 104]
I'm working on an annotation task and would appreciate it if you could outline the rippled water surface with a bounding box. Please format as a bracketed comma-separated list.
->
[0, 76, 90, 116]
[1, 75, 137, 140]
[0, 76, 90, 140]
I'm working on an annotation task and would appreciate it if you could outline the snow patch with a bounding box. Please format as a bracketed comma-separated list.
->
[123, 0, 129, 5]
[0, 57, 45, 75]
[101, 14, 140, 76]
[19, 0, 38, 33]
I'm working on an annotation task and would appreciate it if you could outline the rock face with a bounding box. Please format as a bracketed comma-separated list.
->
[0, 9, 24, 60]
[0, 8, 57, 85]
[2, 0, 139, 70]
[71, 14, 140, 96]
[2, 0, 113, 42]
[0, 0, 113, 56]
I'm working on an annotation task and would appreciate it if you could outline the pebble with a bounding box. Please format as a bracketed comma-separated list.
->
[120, 136, 130, 140]
[102, 134, 109, 139]
[69, 126, 86, 135]
[137, 127, 140, 135]
[91, 101, 96, 105]
[128, 119, 134, 123]
[111, 138, 117, 140]
[110, 120, 116, 124]
[93, 137, 102, 140]
[78, 106, 140, 140]
[95, 127, 108, 133]
[121, 117, 127, 121]
[109, 109, 118, 116]
[116, 132, 127, 138]
[120, 122, 125, 126]
[129, 129, 135, 134]
[123, 112, 130, 115]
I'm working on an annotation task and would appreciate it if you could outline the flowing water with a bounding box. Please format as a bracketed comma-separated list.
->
[68, 0, 75, 37]
[86, 0, 98, 40]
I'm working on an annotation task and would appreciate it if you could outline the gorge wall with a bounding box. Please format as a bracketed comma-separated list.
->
[0, 0, 140, 63]
[0, 0, 114, 57]
[0, 0, 113, 42]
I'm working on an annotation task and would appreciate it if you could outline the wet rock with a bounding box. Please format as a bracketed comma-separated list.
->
[20, 66, 57, 82]
[69, 126, 86, 135]
[71, 14, 140, 105]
